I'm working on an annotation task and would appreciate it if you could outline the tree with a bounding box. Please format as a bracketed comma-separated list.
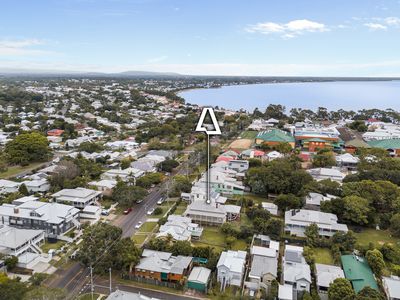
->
[331, 231, 356, 252]
[78, 222, 141, 274]
[265, 218, 283, 239]
[18, 184, 29, 196]
[305, 223, 320, 248]
[312, 150, 336, 168]
[120, 158, 131, 170]
[153, 207, 163, 215]
[225, 236, 237, 249]
[366, 249, 385, 277]
[112, 181, 147, 207]
[355, 286, 384, 300]
[28, 273, 48, 286]
[169, 175, 192, 197]
[23, 287, 67, 300]
[302, 292, 313, 300]
[349, 120, 368, 132]
[390, 213, 400, 237]
[170, 240, 193, 256]
[158, 159, 179, 172]
[328, 278, 355, 300]
[5, 131, 51, 165]
[78, 142, 104, 153]
[274, 193, 302, 211]
[0, 274, 29, 300]
[342, 196, 370, 225]
[4, 256, 18, 270]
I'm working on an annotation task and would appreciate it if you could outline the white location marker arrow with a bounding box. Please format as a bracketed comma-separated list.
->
[195, 107, 221, 204]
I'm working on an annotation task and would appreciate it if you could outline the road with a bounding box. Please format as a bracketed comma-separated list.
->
[79, 278, 200, 300]
[45, 162, 188, 299]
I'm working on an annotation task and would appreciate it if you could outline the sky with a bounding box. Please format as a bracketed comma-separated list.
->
[1, 0, 400, 76]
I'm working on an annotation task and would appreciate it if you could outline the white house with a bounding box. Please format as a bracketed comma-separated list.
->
[88, 179, 117, 196]
[335, 153, 360, 171]
[156, 215, 203, 241]
[262, 202, 279, 216]
[52, 187, 102, 209]
[315, 264, 344, 296]
[101, 168, 144, 182]
[305, 192, 335, 209]
[383, 276, 400, 300]
[307, 168, 346, 183]
[22, 179, 50, 193]
[217, 250, 247, 291]
[248, 245, 278, 290]
[0, 179, 20, 194]
[283, 245, 311, 294]
[285, 209, 348, 237]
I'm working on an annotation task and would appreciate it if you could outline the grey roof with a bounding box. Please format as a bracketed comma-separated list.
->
[285, 250, 303, 264]
[0, 225, 44, 250]
[106, 290, 158, 300]
[136, 250, 192, 275]
[249, 254, 278, 279]
[383, 276, 400, 298]
[188, 267, 211, 284]
[315, 263, 344, 288]
[217, 250, 246, 274]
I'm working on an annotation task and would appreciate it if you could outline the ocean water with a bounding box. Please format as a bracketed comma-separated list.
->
[179, 81, 400, 112]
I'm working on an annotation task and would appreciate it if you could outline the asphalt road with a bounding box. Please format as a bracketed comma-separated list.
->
[46, 164, 188, 299]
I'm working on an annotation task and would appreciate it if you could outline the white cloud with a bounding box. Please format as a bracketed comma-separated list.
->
[364, 22, 387, 30]
[246, 19, 327, 38]
[0, 39, 50, 56]
[384, 17, 400, 26]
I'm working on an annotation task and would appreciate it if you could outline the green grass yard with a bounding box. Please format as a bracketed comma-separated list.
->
[173, 203, 188, 215]
[132, 234, 147, 245]
[314, 248, 334, 265]
[354, 228, 400, 247]
[0, 162, 44, 179]
[40, 240, 66, 253]
[137, 222, 158, 233]
[193, 226, 226, 250]
[240, 131, 258, 139]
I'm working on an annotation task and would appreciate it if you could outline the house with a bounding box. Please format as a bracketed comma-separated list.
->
[262, 202, 278, 215]
[80, 205, 101, 222]
[315, 264, 344, 297]
[335, 153, 359, 171]
[227, 160, 249, 173]
[187, 267, 211, 293]
[184, 201, 227, 226]
[240, 149, 265, 159]
[0, 225, 44, 258]
[101, 168, 144, 182]
[283, 245, 311, 294]
[278, 284, 293, 300]
[307, 168, 346, 183]
[0, 179, 21, 194]
[305, 192, 335, 210]
[131, 159, 158, 173]
[22, 179, 51, 193]
[248, 245, 278, 290]
[383, 276, 400, 300]
[47, 129, 64, 136]
[255, 129, 295, 149]
[344, 138, 371, 154]
[106, 290, 159, 300]
[285, 209, 348, 237]
[52, 187, 102, 209]
[134, 249, 192, 282]
[265, 150, 283, 161]
[197, 169, 245, 196]
[156, 215, 203, 241]
[0, 198, 80, 237]
[182, 187, 227, 205]
[341, 254, 379, 293]
[368, 138, 400, 157]
[88, 179, 117, 196]
[217, 250, 247, 290]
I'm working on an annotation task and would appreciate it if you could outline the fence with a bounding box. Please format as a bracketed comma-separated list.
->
[123, 274, 181, 289]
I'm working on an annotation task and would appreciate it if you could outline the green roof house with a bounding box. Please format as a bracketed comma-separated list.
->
[341, 254, 379, 293]
[187, 267, 211, 293]
[255, 129, 295, 148]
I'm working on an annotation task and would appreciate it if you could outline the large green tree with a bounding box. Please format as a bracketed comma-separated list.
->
[355, 286, 384, 300]
[5, 131, 51, 165]
[366, 249, 385, 278]
[328, 278, 355, 300]
[342, 196, 370, 225]
[112, 181, 147, 207]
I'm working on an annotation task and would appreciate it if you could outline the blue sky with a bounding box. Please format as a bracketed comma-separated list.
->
[1, 0, 400, 76]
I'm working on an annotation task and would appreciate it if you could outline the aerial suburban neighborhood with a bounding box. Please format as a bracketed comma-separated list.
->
[0, 76, 398, 300]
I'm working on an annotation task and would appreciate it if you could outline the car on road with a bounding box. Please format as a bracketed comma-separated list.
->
[147, 208, 155, 215]
[157, 196, 166, 205]
[135, 221, 143, 229]
[123, 207, 133, 214]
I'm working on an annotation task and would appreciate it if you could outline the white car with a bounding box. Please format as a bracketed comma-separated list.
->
[135, 221, 143, 229]
[147, 208, 155, 215]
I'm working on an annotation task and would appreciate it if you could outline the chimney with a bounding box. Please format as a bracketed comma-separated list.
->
[14, 208, 19, 214]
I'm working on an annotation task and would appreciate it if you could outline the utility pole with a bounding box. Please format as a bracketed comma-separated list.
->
[109, 267, 112, 294]
[90, 265, 94, 300]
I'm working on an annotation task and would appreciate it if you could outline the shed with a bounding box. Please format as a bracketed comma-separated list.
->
[187, 267, 211, 293]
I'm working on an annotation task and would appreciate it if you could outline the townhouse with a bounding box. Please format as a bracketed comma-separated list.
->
[217, 250, 247, 291]
[52, 187, 102, 209]
[282, 245, 311, 295]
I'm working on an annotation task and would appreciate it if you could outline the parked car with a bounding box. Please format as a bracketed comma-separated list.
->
[135, 221, 143, 229]
[123, 207, 133, 215]
[157, 197, 166, 205]
[101, 209, 109, 216]
[147, 208, 155, 215]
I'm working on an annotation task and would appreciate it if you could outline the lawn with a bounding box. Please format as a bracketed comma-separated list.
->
[0, 162, 44, 179]
[173, 203, 188, 215]
[240, 131, 258, 139]
[232, 239, 248, 251]
[314, 248, 334, 265]
[137, 222, 158, 233]
[99, 198, 114, 210]
[132, 234, 147, 245]
[41, 240, 66, 253]
[354, 228, 400, 247]
[193, 226, 226, 250]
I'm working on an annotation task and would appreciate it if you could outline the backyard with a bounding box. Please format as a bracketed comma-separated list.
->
[354, 228, 400, 247]
[314, 248, 335, 265]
